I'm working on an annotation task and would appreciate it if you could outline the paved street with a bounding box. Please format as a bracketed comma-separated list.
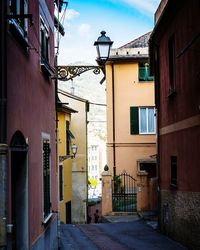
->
[59, 216, 186, 250]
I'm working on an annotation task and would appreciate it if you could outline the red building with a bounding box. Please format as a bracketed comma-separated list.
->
[150, 0, 200, 248]
[0, 1, 59, 249]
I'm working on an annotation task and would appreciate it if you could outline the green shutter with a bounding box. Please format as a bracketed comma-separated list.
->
[130, 107, 139, 134]
[59, 165, 63, 201]
[66, 121, 70, 155]
[139, 67, 146, 81]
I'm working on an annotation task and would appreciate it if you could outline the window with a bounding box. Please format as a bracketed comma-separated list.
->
[66, 121, 70, 156]
[40, 18, 49, 63]
[139, 107, 155, 134]
[130, 107, 155, 134]
[170, 156, 177, 187]
[40, 17, 52, 76]
[42, 137, 51, 220]
[59, 165, 63, 201]
[8, 0, 28, 45]
[168, 35, 176, 94]
[138, 63, 154, 82]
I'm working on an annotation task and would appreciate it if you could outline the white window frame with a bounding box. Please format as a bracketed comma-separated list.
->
[139, 107, 156, 134]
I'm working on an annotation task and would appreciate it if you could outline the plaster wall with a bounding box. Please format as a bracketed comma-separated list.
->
[106, 62, 156, 177]
[58, 112, 72, 223]
[6, 0, 57, 247]
[59, 92, 88, 223]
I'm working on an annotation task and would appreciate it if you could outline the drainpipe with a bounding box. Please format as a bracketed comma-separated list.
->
[153, 42, 161, 230]
[85, 101, 89, 223]
[0, 1, 8, 249]
[111, 64, 116, 177]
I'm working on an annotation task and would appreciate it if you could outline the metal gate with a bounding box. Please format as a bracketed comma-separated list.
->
[112, 172, 137, 212]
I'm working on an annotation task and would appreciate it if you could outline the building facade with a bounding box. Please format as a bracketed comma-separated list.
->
[58, 90, 89, 223]
[150, 0, 200, 248]
[0, 0, 59, 249]
[88, 142, 106, 198]
[57, 101, 77, 224]
[105, 33, 157, 212]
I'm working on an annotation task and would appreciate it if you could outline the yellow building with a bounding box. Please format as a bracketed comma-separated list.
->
[58, 90, 89, 223]
[105, 32, 157, 211]
[57, 99, 77, 223]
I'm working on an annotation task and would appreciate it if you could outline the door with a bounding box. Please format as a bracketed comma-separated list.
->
[10, 131, 28, 249]
[65, 201, 72, 224]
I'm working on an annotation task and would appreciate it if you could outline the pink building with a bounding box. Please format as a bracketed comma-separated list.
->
[0, 1, 59, 249]
[150, 0, 200, 248]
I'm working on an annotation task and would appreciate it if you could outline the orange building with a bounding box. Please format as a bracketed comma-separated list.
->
[105, 33, 157, 212]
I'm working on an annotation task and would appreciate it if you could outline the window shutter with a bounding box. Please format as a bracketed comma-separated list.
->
[66, 121, 70, 155]
[59, 165, 63, 201]
[139, 66, 146, 81]
[43, 140, 51, 219]
[130, 107, 139, 134]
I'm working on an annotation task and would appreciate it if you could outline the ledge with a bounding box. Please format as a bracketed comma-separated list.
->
[42, 213, 53, 225]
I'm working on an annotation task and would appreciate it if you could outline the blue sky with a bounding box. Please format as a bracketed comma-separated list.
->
[57, 0, 160, 65]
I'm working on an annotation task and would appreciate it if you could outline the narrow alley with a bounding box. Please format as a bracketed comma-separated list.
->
[59, 216, 186, 250]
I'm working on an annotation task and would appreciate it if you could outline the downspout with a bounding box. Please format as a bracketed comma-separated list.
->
[0, 1, 8, 248]
[153, 42, 161, 230]
[85, 101, 89, 223]
[111, 64, 116, 177]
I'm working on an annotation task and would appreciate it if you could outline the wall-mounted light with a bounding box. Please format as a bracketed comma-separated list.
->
[71, 143, 78, 158]
[59, 143, 78, 162]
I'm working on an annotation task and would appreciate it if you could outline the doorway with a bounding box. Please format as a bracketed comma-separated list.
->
[10, 131, 28, 249]
[65, 201, 72, 224]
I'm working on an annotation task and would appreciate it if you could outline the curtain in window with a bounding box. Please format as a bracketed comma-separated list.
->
[140, 108, 147, 133]
[148, 108, 154, 133]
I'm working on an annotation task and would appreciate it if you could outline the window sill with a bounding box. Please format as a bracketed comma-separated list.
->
[138, 80, 154, 83]
[41, 58, 55, 77]
[42, 213, 53, 225]
[139, 133, 156, 135]
[9, 19, 28, 49]
[170, 183, 177, 189]
[168, 89, 176, 98]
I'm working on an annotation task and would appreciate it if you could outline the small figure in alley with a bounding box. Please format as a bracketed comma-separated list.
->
[87, 214, 92, 224]
[94, 209, 99, 223]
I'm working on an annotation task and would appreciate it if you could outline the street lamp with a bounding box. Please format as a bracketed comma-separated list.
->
[71, 143, 78, 158]
[57, 31, 113, 82]
[94, 30, 113, 65]
[59, 143, 78, 162]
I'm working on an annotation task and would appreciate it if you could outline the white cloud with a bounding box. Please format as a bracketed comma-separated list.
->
[110, 0, 160, 16]
[78, 24, 91, 37]
[65, 9, 80, 20]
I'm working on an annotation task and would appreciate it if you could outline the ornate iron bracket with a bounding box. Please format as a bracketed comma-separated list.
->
[57, 65, 103, 81]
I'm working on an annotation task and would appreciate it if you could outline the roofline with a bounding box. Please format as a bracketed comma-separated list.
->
[58, 89, 89, 103]
[150, 0, 182, 42]
[106, 55, 149, 64]
[118, 31, 151, 49]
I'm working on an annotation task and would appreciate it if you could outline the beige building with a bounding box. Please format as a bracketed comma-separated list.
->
[104, 33, 157, 211]
[58, 89, 89, 223]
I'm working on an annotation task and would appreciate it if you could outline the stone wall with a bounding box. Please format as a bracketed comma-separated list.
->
[159, 190, 200, 250]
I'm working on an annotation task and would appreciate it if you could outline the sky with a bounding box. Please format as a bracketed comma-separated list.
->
[57, 0, 161, 65]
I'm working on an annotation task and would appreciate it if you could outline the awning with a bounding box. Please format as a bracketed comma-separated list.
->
[54, 15, 65, 36]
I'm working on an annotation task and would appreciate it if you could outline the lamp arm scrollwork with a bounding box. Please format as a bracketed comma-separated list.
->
[57, 65, 103, 81]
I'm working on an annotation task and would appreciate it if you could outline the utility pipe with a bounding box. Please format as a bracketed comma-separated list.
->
[0, 1, 8, 248]
[111, 64, 116, 177]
